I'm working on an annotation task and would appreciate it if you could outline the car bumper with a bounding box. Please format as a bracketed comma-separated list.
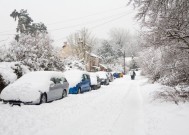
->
[3, 99, 40, 105]
[69, 86, 79, 94]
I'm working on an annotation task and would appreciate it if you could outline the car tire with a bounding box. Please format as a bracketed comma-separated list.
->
[40, 93, 47, 104]
[89, 86, 92, 91]
[62, 90, 67, 98]
[78, 88, 81, 94]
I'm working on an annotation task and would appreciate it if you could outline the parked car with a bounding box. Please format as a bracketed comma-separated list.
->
[89, 72, 101, 90]
[96, 71, 109, 85]
[63, 69, 91, 94]
[113, 72, 120, 78]
[119, 73, 123, 78]
[0, 71, 69, 105]
[107, 72, 114, 82]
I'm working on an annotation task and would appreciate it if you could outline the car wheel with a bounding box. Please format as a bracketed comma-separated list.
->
[40, 94, 47, 104]
[62, 90, 67, 98]
[78, 88, 81, 94]
[89, 86, 92, 91]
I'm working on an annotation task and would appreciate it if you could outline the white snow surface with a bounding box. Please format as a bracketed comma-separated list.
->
[0, 71, 65, 102]
[63, 69, 87, 88]
[0, 71, 189, 135]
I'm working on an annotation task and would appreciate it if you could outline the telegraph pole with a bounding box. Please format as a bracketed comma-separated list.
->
[123, 51, 126, 75]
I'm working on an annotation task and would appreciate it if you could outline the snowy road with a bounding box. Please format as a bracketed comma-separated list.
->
[1, 73, 189, 135]
[0, 74, 145, 135]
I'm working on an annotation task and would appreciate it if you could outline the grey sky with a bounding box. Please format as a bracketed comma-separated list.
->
[0, 0, 139, 47]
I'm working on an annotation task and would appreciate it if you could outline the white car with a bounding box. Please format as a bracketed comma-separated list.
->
[96, 71, 109, 85]
[89, 72, 101, 90]
[0, 71, 69, 105]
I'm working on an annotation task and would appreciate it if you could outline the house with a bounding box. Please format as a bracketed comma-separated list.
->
[99, 64, 108, 71]
[59, 42, 107, 72]
[85, 52, 102, 72]
[59, 42, 73, 59]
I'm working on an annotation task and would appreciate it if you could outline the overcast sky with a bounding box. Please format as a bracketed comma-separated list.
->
[0, 0, 139, 47]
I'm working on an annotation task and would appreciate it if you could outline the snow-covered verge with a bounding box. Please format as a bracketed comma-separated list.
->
[139, 75, 189, 135]
[0, 62, 29, 93]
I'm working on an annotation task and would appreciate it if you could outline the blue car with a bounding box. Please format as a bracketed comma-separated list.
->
[113, 73, 120, 78]
[63, 69, 91, 94]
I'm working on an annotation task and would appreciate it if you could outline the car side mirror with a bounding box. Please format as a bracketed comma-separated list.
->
[50, 81, 55, 87]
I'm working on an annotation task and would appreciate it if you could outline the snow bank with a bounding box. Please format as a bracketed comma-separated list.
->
[0, 71, 65, 102]
[139, 75, 189, 135]
[63, 69, 87, 88]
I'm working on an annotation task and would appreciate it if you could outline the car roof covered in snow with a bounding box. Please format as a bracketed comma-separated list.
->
[0, 71, 65, 102]
[96, 71, 108, 79]
[63, 69, 88, 88]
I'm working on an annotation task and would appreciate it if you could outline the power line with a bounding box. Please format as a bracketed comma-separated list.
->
[47, 6, 126, 25]
[49, 11, 132, 32]
[0, 6, 126, 34]
[54, 11, 134, 44]
[90, 12, 133, 29]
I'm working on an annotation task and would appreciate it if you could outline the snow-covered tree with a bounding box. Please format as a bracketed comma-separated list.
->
[98, 28, 139, 66]
[4, 9, 65, 71]
[6, 33, 64, 71]
[97, 40, 116, 64]
[129, 0, 189, 85]
[10, 9, 47, 41]
[67, 28, 96, 61]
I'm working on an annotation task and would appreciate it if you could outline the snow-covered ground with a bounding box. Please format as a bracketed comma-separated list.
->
[0, 72, 189, 135]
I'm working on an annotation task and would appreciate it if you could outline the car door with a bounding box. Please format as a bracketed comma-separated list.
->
[49, 78, 63, 100]
[54, 78, 64, 99]
[82, 74, 90, 91]
[85, 74, 91, 90]
[49, 78, 58, 100]
[80, 74, 86, 92]
[61, 77, 69, 94]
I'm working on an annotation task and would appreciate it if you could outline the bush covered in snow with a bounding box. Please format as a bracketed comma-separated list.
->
[137, 46, 189, 86]
[0, 62, 29, 93]
[4, 34, 64, 71]
[154, 84, 189, 104]
[130, 0, 189, 87]
[64, 57, 85, 71]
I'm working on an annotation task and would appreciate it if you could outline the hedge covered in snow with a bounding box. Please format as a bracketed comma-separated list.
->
[0, 62, 29, 93]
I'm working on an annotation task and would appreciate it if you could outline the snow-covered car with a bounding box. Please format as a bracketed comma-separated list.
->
[0, 71, 69, 105]
[96, 71, 109, 85]
[89, 72, 101, 90]
[107, 72, 114, 82]
[63, 69, 91, 94]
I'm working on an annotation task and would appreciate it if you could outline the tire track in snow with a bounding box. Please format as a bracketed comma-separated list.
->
[110, 78, 145, 135]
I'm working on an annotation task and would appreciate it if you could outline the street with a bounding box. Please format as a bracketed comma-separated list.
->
[0, 73, 189, 135]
